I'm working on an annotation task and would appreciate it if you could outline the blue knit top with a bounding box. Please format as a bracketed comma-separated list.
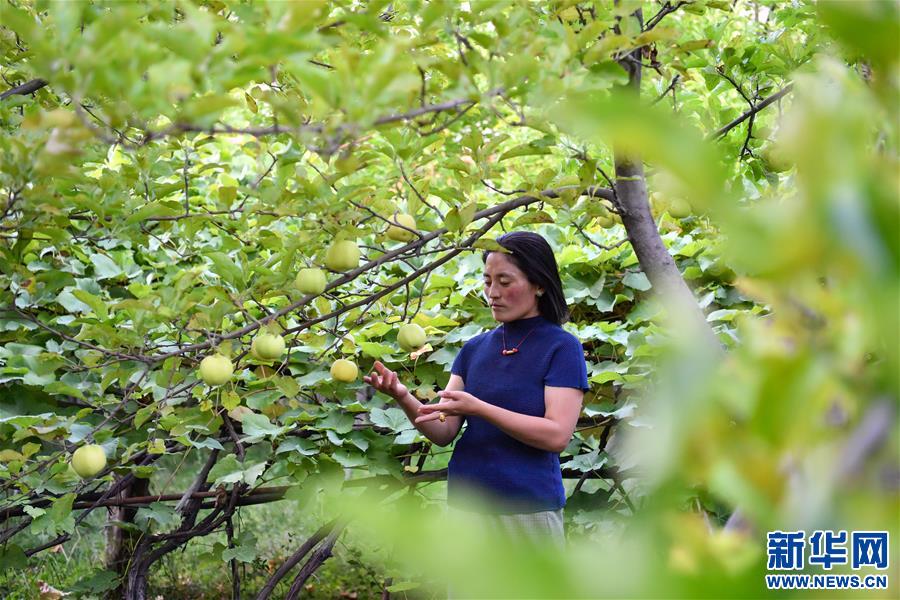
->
[449, 314, 589, 514]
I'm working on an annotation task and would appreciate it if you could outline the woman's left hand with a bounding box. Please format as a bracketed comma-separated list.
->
[415, 390, 483, 424]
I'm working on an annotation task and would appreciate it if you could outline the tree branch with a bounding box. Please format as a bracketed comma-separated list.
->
[284, 521, 348, 599]
[711, 83, 793, 139]
[145, 184, 612, 363]
[254, 519, 339, 600]
[644, 1, 690, 32]
[0, 78, 47, 100]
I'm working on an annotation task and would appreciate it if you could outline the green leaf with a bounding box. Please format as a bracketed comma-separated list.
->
[207, 454, 244, 485]
[221, 390, 241, 411]
[71, 570, 120, 594]
[90, 253, 123, 279]
[499, 143, 553, 161]
[222, 533, 258, 563]
[184, 436, 225, 451]
[358, 341, 395, 358]
[49, 493, 75, 527]
[56, 289, 92, 313]
[245, 93, 258, 114]
[181, 94, 239, 122]
[207, 252, 243, 288]
[125, 202, 183, 224]
[567, 449, 608, 473]
[513, 211, 554, 227]
[472, 238, 506, 252]
[318, 411, 354, 434]
[134, 404, 156, 429]
[444, 202, 477, 232]
[275, 377, 300, 398]
[622, 272, 652, 291]
[276, 437, 318, 456]
[72, 289, 108, 319]
[287, 59, 338, 106]
[333, 448, 368, 468]
[369, 407, 412, 432]
[135, 502, 177, 531]
[43, 381, 85, 399]
[240, 413, 288, 441]
[387, 581, 422, 593]
[0, 545, 27, 573]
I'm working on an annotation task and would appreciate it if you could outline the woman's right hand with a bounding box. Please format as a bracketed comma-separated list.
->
[363, 360, 409, 401]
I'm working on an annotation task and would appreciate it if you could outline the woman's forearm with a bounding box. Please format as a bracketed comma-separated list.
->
[394, 392, 458, 446]
[475, 402, 570, 453]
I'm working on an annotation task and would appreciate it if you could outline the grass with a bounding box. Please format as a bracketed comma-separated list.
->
[0, 493, 431, 599]
[0, 449, 447, 599]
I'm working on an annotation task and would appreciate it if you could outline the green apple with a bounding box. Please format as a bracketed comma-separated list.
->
[199, 354, 234, 386]
[761, 145, 792, 173]
[386, 213, 417, 242]
[668, 197, 693, 219]
[71, 444, 106, 478]
[295, 268, 327, 295]
[330, 358, 358, 382]
[251, 333, 286, 361]
[397, 323, 427, 351]
[596, 214, 616, 229]
[325, 240, 360, 272]
[650, 191, 669, 219]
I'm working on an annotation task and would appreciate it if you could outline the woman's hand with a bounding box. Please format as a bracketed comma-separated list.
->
[363, 360, 408, 401]
[415, 389, 483, 424]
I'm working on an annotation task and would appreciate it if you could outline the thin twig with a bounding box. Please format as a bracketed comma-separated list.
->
[711, 83, 793, 139]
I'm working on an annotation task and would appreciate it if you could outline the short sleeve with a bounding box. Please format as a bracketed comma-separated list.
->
[543, 335, 589, 391]
[450, 342, 468, 381]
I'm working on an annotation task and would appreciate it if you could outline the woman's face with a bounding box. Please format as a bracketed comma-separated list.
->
[483, 252, 542, 323]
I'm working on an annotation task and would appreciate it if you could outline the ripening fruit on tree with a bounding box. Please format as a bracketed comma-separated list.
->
[295, 268, 327, 295]
[760, 144, 792, 173]
[330, 358, 358, 382]
[71, 444, 106, 478]
[251, 333, 286, 361]
[325, 240, 360, 272]
[596, 214, 616, 229]
[397, 323, 427, 351]
[592, 204, 617, 229]
[386, 213, 417, 242]
[668, 198, 693, 219]
[199, 354, 234, 386]
[650, 191, 669, 219]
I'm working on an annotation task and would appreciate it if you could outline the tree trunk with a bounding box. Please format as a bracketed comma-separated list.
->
[106, 477, 150, 599]
[612, 8, 721, 351]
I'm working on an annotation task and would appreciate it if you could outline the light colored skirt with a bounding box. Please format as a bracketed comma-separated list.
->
[448, 505, 566, 547]
[445, 507, 565, 599]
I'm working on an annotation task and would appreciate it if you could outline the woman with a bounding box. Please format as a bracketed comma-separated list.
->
[364, 231, 588, 543]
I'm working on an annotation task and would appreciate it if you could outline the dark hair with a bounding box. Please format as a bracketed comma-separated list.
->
[482, 231, 569, 324]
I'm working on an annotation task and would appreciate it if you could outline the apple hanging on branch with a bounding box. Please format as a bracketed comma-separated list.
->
[251, 332, 286, 361]
[71, 444, 106, 478]
[295, 267, 327, 295]
[397, 323, 427, 352]
[199, 354, 234, 386]
[386, 213, 417, 242]
[330, 358, 358, 382]
[324, 240, 360, 272]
